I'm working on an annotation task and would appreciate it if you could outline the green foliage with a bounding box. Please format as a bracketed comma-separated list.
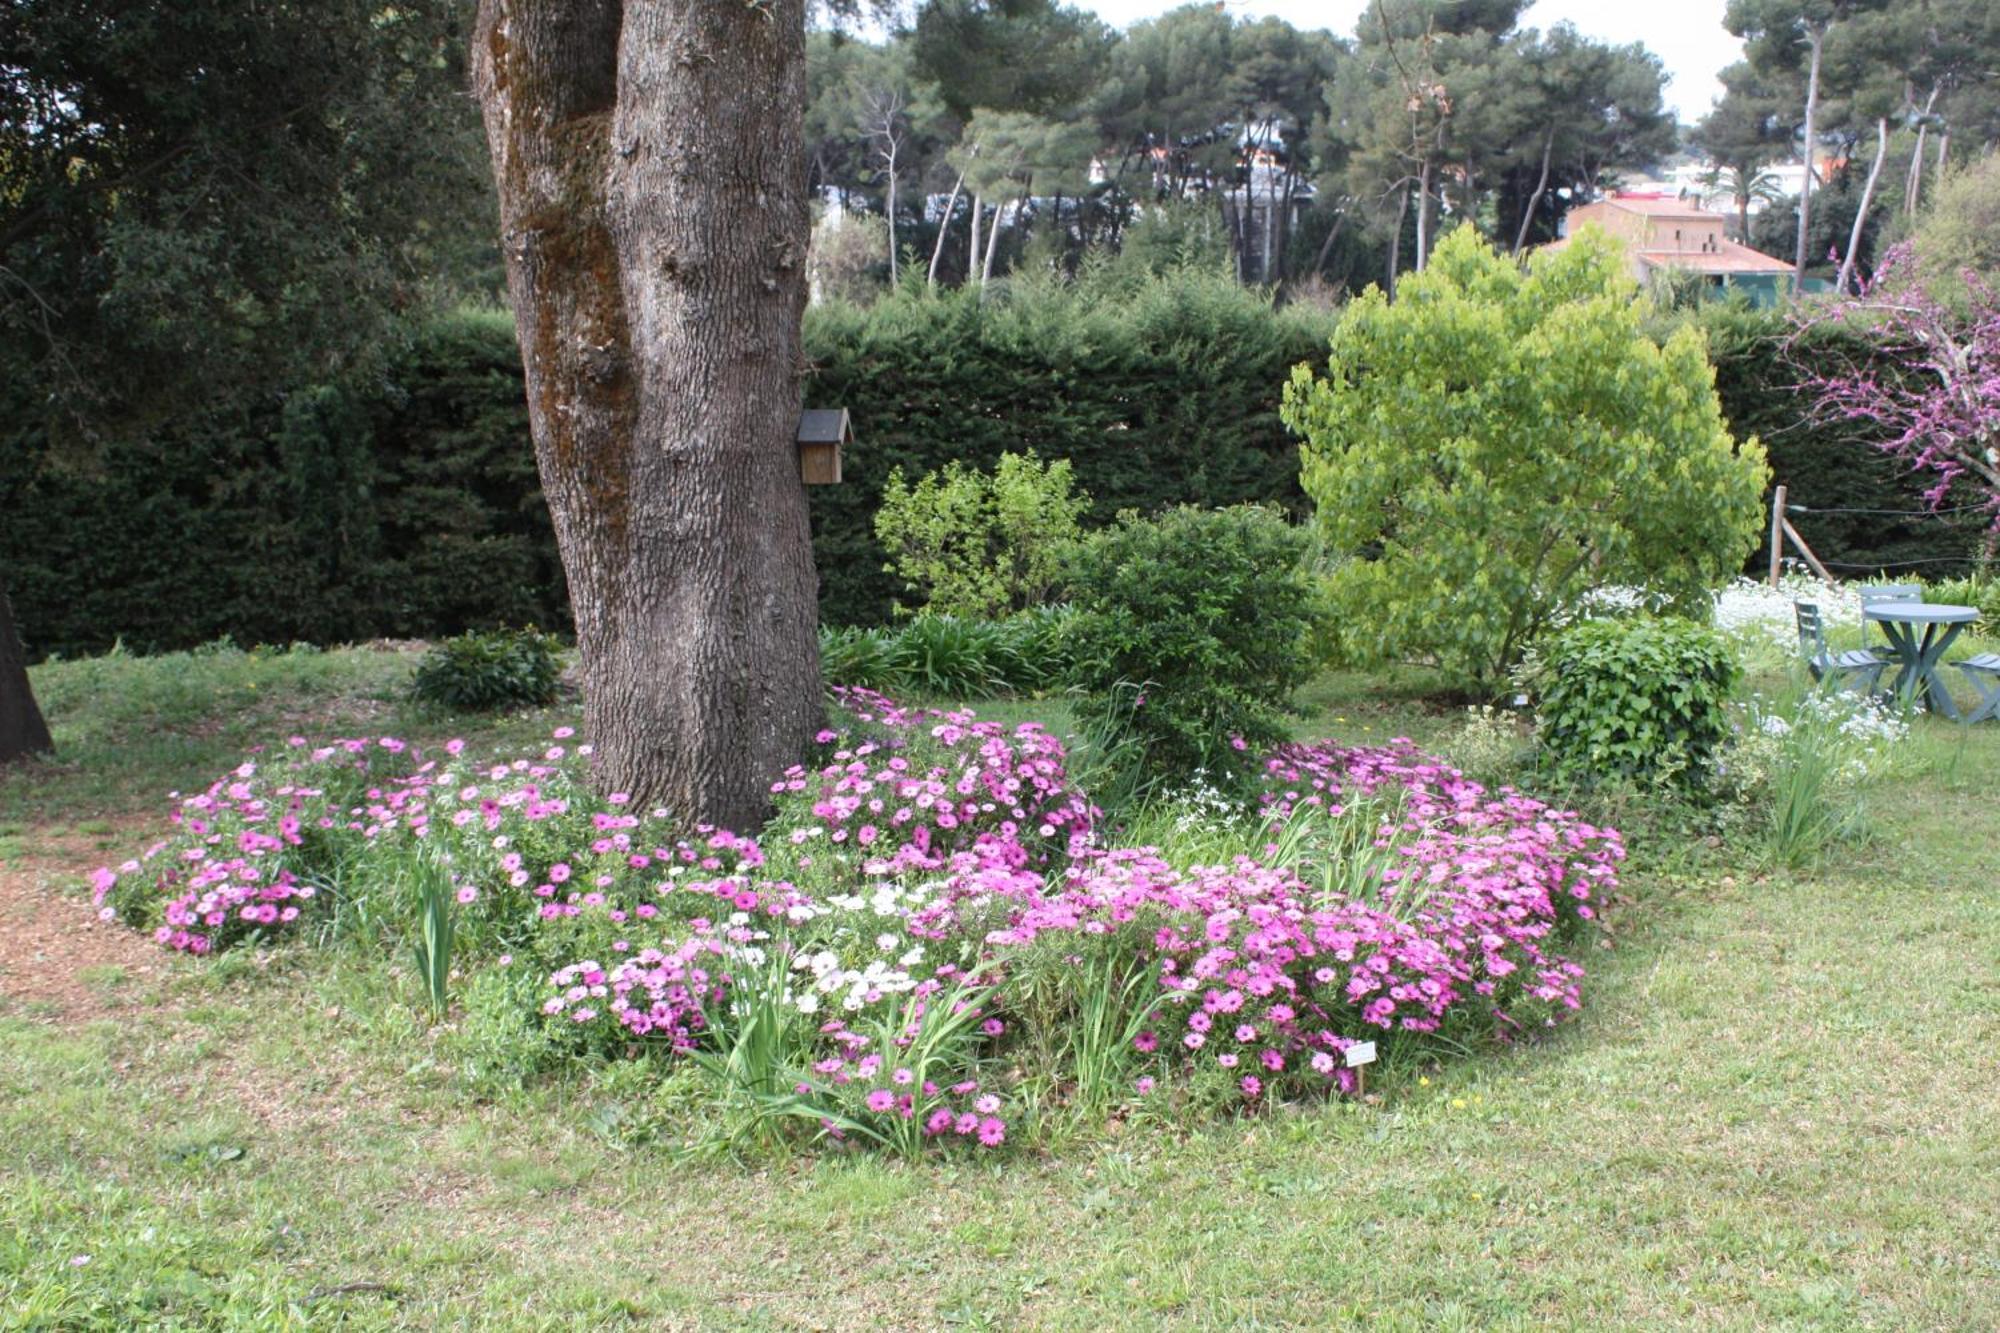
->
[818, 606, 1076, 698]
[1910, 154, 2000, 301]
[1531, 616, 1740, 788]
[1930, 574, 2000, 623]
[875, 451, 1088, 617]
[0, 0, 494, 429]
[805, 268, 1335, 625]
[410, 629, 562, 713]
[408, 848, 456, 1020]
[1064, 505, 1320, 790]
[1284, 225, 1771, 689]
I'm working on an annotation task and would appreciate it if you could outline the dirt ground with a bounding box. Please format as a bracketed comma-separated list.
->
[0, 829, 169, 1023]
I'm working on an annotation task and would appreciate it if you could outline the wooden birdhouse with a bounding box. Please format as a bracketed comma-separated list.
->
[796, 408, 851, 485]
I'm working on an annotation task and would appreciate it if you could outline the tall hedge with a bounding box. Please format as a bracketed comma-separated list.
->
[800, 271, 1337, 624]
[0, 310, 566, 659]
[4, 281, 1983, 661]
[1676, 303, 1985, 579]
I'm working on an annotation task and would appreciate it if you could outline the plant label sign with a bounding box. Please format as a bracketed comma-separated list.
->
[1344, 1041, 1378, 1068]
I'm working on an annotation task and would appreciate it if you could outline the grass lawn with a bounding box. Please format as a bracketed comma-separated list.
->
[2, 645, 1996, 1329]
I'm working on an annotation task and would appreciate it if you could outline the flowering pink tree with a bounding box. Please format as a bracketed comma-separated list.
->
[1792, 244, 2000, 541]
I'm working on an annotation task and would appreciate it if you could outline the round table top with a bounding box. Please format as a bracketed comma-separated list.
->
[1861, 601, 1980, 624]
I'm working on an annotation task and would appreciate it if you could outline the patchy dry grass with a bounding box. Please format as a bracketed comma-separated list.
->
[1, 648, 1996, 1329]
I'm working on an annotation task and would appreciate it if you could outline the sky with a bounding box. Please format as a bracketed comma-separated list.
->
[1082, 0, 1743, 123]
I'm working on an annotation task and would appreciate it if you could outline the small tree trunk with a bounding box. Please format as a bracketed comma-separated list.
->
[1904, 85, 1939, 216]
[1310, 206, 1346, 277]
[884, 149, 898, 286]
[967, 192, 983, 287]
[1414, 159, 1433, 271]
[979, 195, 1005, 287]
[474, 0, 821, 830]
[0, 578, 53, 763]
[1739, 190, 1751, 246]
[1794, 24, 1824, 289]
[927, 167, 966, 288]
[1512, 130, 1554, 255]
[1837, 118, 1888, 295]
[1385, 184, 1408, 300]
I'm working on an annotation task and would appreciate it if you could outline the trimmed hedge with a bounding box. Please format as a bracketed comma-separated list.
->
[1, 310, 566, 659]
[5, 284, 1984, 660]
[801, 272, 1336, 624]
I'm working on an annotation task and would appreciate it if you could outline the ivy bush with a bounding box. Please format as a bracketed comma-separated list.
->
[410, 628, 563, 712]
[1064, 504, 1320, 790]
[1531, 616, 1740, 788]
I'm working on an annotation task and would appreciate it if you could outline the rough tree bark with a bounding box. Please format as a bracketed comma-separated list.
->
[472, 0, 821, 831]
[0, 578, 54, 764]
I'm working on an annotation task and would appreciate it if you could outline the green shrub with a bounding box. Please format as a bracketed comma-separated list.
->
[1531, 616, 1740, 788]
[1284, 225, 1770, 689]
[1065, 505, 1320, 792]
[882, 615, 1005, 697]
[410, 628, 562, 712]
[819, 608, 1077, 698]
[1929, 575, 2000, 624]
[874, 450, 1088, 618]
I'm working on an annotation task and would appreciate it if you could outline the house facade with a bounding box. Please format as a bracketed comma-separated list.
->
[1543, 196, 1793, 305]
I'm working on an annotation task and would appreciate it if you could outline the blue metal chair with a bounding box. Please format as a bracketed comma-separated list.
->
[1795, 601, 1888, 693]
[1956, 654, 2000, 723]
[1857, 584, 1922, 648]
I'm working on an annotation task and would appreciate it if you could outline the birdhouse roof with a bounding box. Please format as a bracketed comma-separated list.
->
[797, 408, 852, 443]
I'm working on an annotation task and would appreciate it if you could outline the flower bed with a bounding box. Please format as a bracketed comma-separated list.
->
[92, 692, 1623, 1153]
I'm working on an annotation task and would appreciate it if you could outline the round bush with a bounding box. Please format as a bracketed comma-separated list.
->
[1065, 504, 1321, 788]
[410, 628, 563, 712]
[1532, 616, 1739, 787]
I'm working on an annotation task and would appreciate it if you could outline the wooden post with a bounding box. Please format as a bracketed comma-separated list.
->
[1780, 516, 1834, 582]
[1768, 484, 1787, 587]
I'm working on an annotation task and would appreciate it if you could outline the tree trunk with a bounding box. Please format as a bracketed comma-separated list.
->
[979, 194, 1005, 288]
[1310, 205, 1346, 278]
[1385, 184, 1408, 300]
[473, 0, 821, 831]
[1837, 118, 1888, 295]
[967, 191, 983, 288]
[883, 145, 898, 286]
[0, 578, 54, 764]
[1794, 25, 1824, 289]
[927, 165, 966, 288]
[1904, 85, 1939, 216]
[1512, 130, 1554, 255]
[1739, 189, 1751, 246]
[1414, 159, 1432, 271]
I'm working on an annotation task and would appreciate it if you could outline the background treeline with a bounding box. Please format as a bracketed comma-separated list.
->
[4, 273, 1984, 660]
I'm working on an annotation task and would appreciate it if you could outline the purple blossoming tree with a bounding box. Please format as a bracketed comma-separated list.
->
[1792, 244, 2000, 543]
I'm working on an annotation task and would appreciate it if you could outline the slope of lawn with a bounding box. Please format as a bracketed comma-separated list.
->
[1, 646, 1996, 1330]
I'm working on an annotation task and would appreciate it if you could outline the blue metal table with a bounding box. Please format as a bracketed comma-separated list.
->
[1861, 602, 1981, 719]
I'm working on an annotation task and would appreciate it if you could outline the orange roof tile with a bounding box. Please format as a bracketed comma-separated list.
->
[1634, 239, 1791, 275]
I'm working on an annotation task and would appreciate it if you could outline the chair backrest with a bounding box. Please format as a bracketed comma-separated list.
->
[1794, 601, 1830, 666]
[1858, 584, 1921, 608]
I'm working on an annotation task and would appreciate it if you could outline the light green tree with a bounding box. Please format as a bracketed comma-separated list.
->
[874, 451, 1090, 619]
[1280, 225, 1770, 689]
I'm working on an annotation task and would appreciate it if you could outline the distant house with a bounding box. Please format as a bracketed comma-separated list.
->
[1540, 196, 1793, 306]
